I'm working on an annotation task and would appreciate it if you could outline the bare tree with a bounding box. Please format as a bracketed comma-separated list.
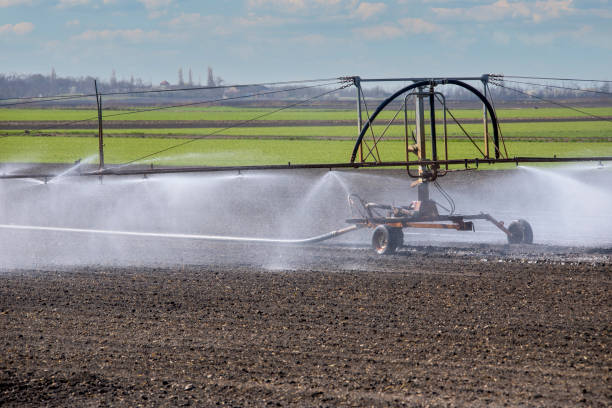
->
[188, 68, 193, 86]
[178, 67, 184, 86]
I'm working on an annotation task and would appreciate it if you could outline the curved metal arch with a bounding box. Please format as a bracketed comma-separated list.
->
[350, 79, 500, 163]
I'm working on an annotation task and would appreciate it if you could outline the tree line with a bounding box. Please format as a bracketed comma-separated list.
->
[1, 69, 609, 104]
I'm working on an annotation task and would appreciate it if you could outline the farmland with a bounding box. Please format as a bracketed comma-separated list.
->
[1, 136, 612, 167]
[2, 106, 612, 121]
[2, 105, 611, 407]
[1, 105, 611, 167]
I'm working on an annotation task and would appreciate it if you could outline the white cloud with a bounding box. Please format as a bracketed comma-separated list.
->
[248, 0, 345, 12]
[165, 12, 230, 35]
[137, 0, 172, 9]
[57, 0, 90, 8]
[355, 16, 442, 40]
[535, 0, 574, 19]
[233, 14, 291, 27]
[12, 21, 34, 34]
[137, 0, 172, 18]
[248, 0, 306, 10]
[399, 17, 440, 34]
[66, 19, 80, 27]
[165, 12, 291, 37]
[353, 2, 386, 20]
[0, 0, 32, 7]
[72, 28, 166, 43]
[167, 12, 203, 26]
[354, 24, 404, 39]
[433, 0, 575, 23]
[0, 21, 34, 35]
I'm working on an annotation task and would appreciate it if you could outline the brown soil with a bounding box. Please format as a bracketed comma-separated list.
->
[1, 243, 610, 407]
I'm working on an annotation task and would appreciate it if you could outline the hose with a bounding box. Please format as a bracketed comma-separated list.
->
[0, 224, 361, 245]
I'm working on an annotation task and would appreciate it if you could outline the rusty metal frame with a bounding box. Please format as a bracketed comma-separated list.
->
[346, 211, 512, 238]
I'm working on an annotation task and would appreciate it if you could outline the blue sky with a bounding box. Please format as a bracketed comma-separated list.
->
[0, 0, 610, 84]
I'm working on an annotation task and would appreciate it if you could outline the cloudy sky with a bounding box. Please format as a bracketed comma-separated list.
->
[1, 0, 610, 84]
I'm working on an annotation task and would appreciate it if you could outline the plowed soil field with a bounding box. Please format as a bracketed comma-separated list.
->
[1, 242, 610, 407]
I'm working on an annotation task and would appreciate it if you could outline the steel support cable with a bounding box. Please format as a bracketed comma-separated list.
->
[117, 83, 351, 167]
[500, 79, 612, 96]
[0, 94, 95, 107]
[432, 93, 478, 162]
[94, 81, 342, 121]
[0, 77, 341, 105]
[491, 82, 612, 124]
[15, 114, 103, 135]
[6, 82, 342, 137]
[358, 90, 381, 163]
[443, 104, 487, 158]
[484, 84, 509, 158]
[503, 75, 612, 83]
[362, 101, 405, 163]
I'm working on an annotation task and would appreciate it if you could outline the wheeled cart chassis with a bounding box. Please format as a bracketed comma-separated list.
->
[347, 213, 509, 234]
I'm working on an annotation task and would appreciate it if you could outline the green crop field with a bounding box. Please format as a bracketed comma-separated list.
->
[1, 136, 611, 167]
[2, 121, 610, 140]
[1, 106, 611, 122]
[1, 105, 611, 169]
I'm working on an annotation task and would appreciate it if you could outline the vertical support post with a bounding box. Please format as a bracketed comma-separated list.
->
[355, 77, 363, 163]
[415, 88, 426, 166]
[404, 94, 410, 164]
[429, 84, 437, 162]
[436, 92, 448, 171]
[415, 88, 429, 202]
[482, 79, 490, 159]
[94, 80, 105, 170]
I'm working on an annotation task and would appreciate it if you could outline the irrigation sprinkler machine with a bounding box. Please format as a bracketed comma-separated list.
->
[343, 75, 533, 254]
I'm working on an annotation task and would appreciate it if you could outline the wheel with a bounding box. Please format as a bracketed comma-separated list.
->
[372, 225, 398, 255]
[507, 219, 533, 244]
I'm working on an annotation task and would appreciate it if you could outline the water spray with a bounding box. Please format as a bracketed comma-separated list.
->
[2, 74, 611, 259]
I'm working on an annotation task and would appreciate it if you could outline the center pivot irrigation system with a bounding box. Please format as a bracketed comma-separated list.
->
[2, 74, 612, 254]
[347, 75, 529, 254]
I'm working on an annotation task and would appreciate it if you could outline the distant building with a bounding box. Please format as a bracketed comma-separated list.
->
[223, 87, 239, 98]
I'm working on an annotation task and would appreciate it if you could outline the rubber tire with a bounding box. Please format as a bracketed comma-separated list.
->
[372, 225, 397, 255]
[507, 219, 533, 244]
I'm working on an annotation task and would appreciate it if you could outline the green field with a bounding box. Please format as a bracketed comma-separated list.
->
[1, 105, 611, 168]
[1, 106, 611, 122]
[2, 136, 611, 167]
[2, 121, 610, 140]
